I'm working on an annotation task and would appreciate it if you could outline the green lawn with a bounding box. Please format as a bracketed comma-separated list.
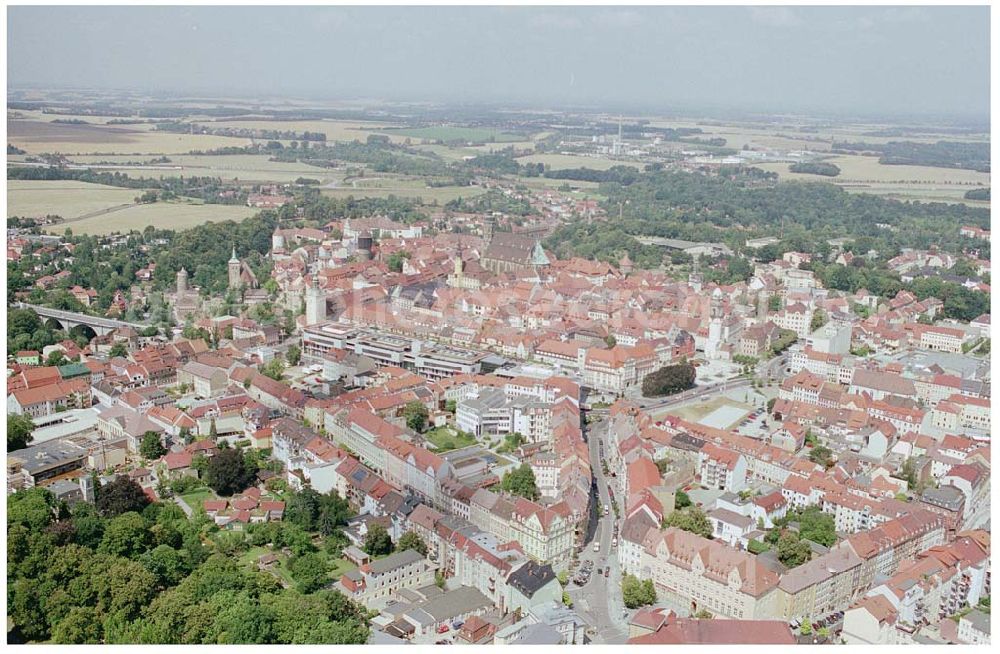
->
[327, 557, 358, 580]
[424, 426, 477, 452]
[179, 488, 216, 511]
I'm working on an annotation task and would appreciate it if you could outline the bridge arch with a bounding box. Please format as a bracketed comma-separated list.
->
[43, 317, 67, 333]
[69, 324, 98, 343]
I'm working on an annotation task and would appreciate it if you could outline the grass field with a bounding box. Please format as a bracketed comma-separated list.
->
[179, 488, 217, 511]
[8, 119, 246, 155]
[8, 179, 140, 219]
[424, 426, 477, 452]
[50, 202, 257, 235]
[514, 153, 633, 171]
[382, 126, 528, 143]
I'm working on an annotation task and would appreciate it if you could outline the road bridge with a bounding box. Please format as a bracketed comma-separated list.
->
[18, 303, 146, 337]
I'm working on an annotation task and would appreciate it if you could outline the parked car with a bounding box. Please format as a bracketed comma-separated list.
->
[604, 567, 610, 578]
[437, 624, 450, 634]
[593, 542, 601, 553]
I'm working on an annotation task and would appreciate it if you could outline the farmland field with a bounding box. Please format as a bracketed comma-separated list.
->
[48, 202, 256, 235]
[188, 118, 405, 143]
[8, 179, 140, 219]
[755, 153, 989, 205]
[67, 153, 339, 184]
[382, 126, 528, 143]
[8, 119, 246, 155]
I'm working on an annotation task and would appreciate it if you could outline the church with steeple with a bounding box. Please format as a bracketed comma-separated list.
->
[227, 247, 260, 290]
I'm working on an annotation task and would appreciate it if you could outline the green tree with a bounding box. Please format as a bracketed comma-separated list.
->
[642, 362, 696, 397]
[363, 523, 393, 557]
[674, 490, 692, 510]
[8, 413, 35, 451]
[7, 487, 57, 532]
[286, 345, 302, 367]
[776, 531, 812, 568]
[260, 358, 285, 381]
[288, 552, 329, 594]
[797, 507, 837, 547]
[140, 544, 191, 588]
[51, 606, 104, 644]
[808, 445, 834, 468]
[99, 512, 152, 559]
[662, 507, 712, 538]
[500, 464, 540, 501]
[46, 350, 68, 366]
[109, 341, 129, 358]
[205, 447, 256, 497]
[139, 431, 167, 460]
[810, 309, 828, 332]
[402, 401, 429, 433]
[96, 476, 151, 518]
[621, 574, 657, 608]
[396, 531, 428, 557]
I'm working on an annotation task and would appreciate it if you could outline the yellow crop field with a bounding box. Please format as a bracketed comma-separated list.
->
[8, 180, 140, 219]
[46, 202, 256, 235]
[68, 154, 338, 184]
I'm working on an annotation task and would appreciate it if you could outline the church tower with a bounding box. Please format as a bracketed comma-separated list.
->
[176, 267, 188, 296]
[228, 247, 241, 289]
[483, 216, 495, 244]
[688, 255, 703, 293]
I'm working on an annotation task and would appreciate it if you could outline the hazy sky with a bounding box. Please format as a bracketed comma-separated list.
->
[7, 5, 990, 119]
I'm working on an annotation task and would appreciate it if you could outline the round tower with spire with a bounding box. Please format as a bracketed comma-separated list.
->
[228, 246, 242, 289]
[176, 267, 189, 295]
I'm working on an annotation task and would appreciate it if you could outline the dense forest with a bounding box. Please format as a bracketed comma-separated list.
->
[789, 162, 840, 177]
[155, 122, 326, 142]
[964, 188, 990, 201]
[596, 170, 989, 257]
[832, 140, 990, 173]
[7, 485, 371, 644]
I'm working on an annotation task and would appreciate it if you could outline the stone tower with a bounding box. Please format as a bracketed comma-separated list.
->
[228, 246, 242, 289]
[483, 216, 495, 243]
[176, 267, 188, 295]
[706, 287, 725, 359]
[688, 255, 703, 293]
[757, 291, 769, 320]
[356, 229, 373, 262]
[271, 228, 285, 252]
[304, 280, 326, 326]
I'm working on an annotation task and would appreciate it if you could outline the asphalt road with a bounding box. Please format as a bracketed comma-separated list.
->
[566, 415, 629, 644]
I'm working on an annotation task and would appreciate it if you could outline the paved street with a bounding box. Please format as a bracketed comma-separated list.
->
[565, 415, 629, 644]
